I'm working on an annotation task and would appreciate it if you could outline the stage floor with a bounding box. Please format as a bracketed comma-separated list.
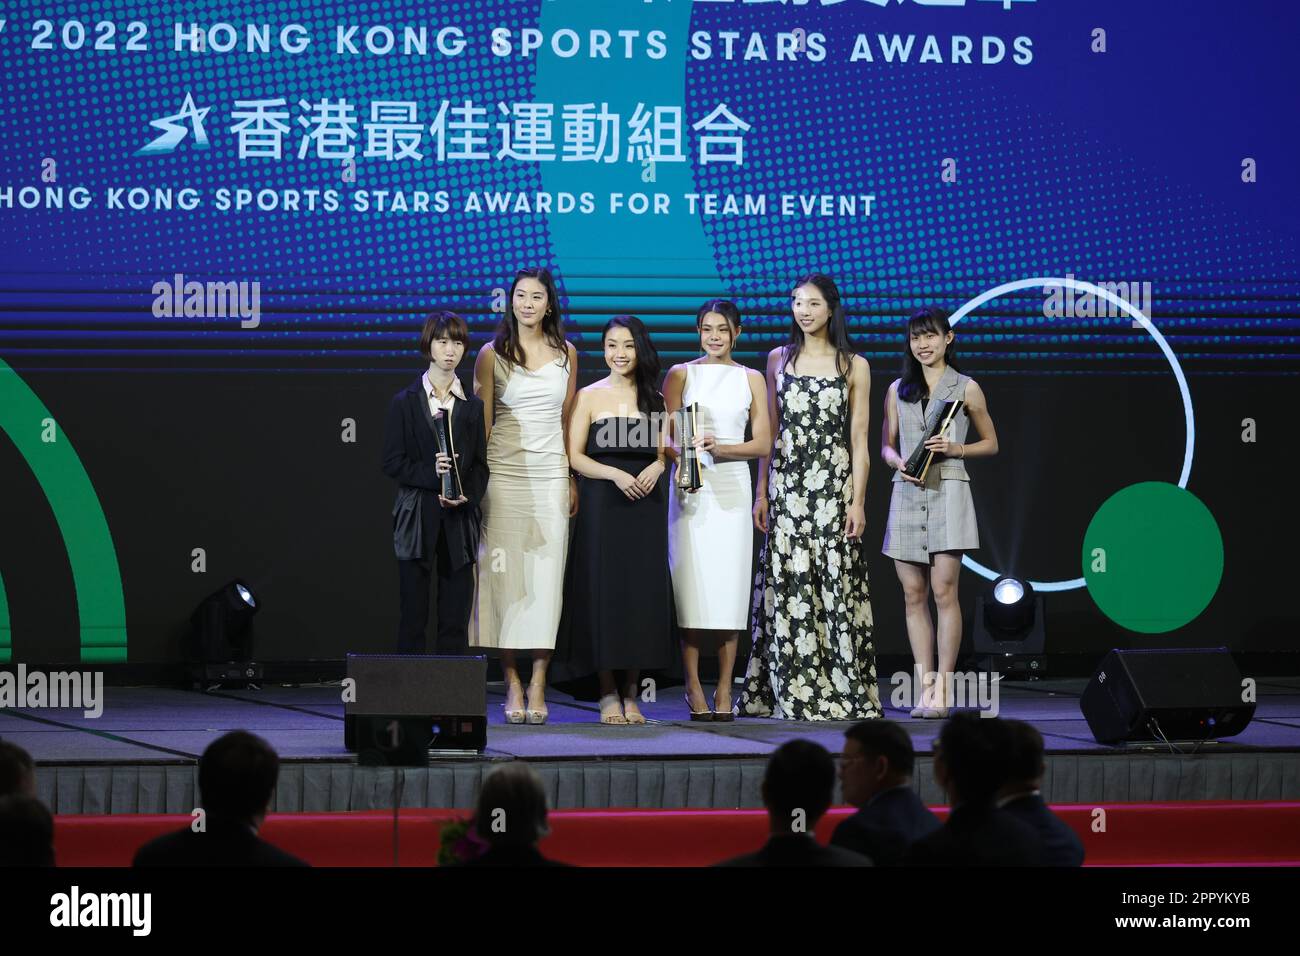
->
[7, 677, 1300, 812]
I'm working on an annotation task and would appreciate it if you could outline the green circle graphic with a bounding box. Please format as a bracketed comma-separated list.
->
[1082, 482, 1223, 633]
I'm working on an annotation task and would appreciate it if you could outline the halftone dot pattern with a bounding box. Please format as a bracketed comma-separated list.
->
[0, 1, 563, 361]
[681, 3, 1300, 375]
[0, 3, 1296, 373]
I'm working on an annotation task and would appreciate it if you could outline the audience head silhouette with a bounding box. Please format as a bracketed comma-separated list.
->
[933, 713, 1013, 807]
[763, 739, 836, 832]
[474, 761, 550, 848]
[841, 719, 916, 808]
[1001, 719, 1046, 795]
[0, 740, 36, 799]
[716, 739, 873, 867]
[199, 730, 280, 827]
[132, 731, 307, 866]
[0, 794, 54, 866]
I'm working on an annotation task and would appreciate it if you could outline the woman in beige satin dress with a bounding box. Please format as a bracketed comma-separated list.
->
[471, 267, 578, 725]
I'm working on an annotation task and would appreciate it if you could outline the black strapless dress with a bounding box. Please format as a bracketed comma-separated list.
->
[556, 417, 673, 677]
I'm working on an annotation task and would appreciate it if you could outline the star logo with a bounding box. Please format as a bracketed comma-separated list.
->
[135, 93, 212, 156]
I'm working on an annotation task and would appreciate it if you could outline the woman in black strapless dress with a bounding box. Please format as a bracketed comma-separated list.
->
[559, 316, 673, 724]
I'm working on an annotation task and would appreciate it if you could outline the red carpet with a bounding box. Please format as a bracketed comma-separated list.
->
[49, 801, 1300, 867]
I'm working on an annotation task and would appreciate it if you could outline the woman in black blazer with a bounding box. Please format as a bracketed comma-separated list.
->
[382, 311, 489, 654]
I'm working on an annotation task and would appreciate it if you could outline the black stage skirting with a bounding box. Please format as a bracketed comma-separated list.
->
[6, 678, 1300, 812]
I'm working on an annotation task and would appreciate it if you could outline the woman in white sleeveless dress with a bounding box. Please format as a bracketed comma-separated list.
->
[664, 300, 771, 721]
[471, 268, 578, 725]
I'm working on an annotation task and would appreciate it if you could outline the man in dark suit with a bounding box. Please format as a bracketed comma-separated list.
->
[134, 731, 308, 866]
[998, 719, 1085, 866]
[904, 713, 1046, 867]
[832, 720, 940, 865]
[382, 311, 489, 654]
[717, 740, 873, 867]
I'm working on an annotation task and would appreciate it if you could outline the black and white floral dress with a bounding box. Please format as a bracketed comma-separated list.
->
[740, 369, 882, 721]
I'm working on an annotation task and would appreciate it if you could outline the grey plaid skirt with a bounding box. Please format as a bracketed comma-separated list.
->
[881, 474, 979, 563]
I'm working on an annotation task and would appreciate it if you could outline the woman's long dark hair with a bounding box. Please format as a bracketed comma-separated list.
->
[784, 273, 855, 378]
[898, 306, 962, 403]
[494, 267, 569, 370]
[603, 315, 664, 415]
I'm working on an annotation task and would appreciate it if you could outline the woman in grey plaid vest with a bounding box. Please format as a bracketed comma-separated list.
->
[881, 307, 999, 718]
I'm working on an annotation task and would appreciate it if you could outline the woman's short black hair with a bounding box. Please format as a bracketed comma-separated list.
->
[419, 310, 470, 358]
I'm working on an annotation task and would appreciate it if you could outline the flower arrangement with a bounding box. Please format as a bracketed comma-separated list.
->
[437, 816, 488, 866]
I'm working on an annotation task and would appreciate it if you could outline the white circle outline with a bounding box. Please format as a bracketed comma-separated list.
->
[948, 277, 1195, 593]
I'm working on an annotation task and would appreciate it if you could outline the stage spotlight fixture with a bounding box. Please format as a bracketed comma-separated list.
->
[973, 575, 1046, 677]
[189, 579, 263, 688]
[987, 575, 1033, 630]
[993, 576, 1025, 605]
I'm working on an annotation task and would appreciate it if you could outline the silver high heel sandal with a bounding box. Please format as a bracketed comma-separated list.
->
[503, 683, 526, 724]
[525, 682, 549, 725]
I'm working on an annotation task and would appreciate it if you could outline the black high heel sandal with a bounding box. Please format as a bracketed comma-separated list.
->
[711, 688, 738, 722]
[684, 693, 713, 722]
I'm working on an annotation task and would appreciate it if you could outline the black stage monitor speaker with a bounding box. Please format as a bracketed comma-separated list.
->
[344, 654, 487, 758]
[1080, 648, 1255, 745]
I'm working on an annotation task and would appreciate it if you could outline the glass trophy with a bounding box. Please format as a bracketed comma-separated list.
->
[433, 409, 462, 500]
[903, 400, 965, 482]
[677, 402, 703, 492]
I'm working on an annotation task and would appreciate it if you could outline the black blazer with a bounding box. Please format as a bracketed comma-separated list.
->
[382, 374, 489, 571]
[1001, 793, 1086, 867]
[132, 822, 309, 867]
[903, 804, 1047, 867]
[831, 786, 943, 866]
[715, 834, 873, 868]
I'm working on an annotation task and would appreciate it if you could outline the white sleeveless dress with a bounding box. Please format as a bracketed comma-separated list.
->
[470, 354, 571, 650]
[668, 363, 754, 630]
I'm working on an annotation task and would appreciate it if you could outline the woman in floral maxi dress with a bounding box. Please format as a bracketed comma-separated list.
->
[741, 274, 882, 721]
